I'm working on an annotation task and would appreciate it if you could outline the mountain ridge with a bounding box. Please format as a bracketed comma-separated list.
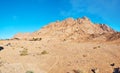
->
[13, 16, 120, 42]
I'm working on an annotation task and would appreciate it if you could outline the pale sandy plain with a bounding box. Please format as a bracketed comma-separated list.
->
[0, 39, 120, 73]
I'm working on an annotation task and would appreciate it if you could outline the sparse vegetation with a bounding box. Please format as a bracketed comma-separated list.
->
[21, 46, 24, 48]
[30, 37, 42, 41]
[93, 46, 101, 49]
[73, 69, 83, 73]
[26, 70, 34, 73]
[41, 50, 48, 55]
[98, 46, 100, 48]
[20, 48, 28, 56]
[13, 38, 20, 40]
[93, 47, 97, 49]
[63, 39, 66, 41]
[12, 48, 15, 50]
[83, 54, 87, 57]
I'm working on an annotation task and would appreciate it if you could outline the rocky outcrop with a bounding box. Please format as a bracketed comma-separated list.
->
[12, 16, 120, 42]
[13, 33, 32, 40]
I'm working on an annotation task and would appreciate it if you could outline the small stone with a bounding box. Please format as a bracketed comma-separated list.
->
[5, 43, 11, 46]
[91, 68, 99, 73]
[110, 63, 115, 66]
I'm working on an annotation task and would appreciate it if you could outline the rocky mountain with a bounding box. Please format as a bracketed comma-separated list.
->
[13, 16, 120, 42]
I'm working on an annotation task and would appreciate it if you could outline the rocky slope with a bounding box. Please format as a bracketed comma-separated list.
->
[13, 16, 120, 42]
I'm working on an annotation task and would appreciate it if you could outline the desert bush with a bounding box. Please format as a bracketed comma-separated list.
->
[83, 54, 87, 57]
[93, 46, 100, 49]
[98, 46, 100, 48]
[12, 48, 15, 50]
[41, 50, 48, 55]
[20, 48, 28, 56]
[73, 69, 83, 73]
[93, 47, 97, 49]
[13, 38, 20, 40]
[26, 70, 34, 73]
[30, 38, 42, 41]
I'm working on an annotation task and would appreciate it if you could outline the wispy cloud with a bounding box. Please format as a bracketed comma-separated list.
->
[60, 0, 85, 17]
[60, 0, 120, 18]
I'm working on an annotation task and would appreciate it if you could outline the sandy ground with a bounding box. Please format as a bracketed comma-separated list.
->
[0, 39, 120, 73]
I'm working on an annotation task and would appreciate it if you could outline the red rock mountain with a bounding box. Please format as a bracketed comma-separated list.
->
[13, 16, 120, 42]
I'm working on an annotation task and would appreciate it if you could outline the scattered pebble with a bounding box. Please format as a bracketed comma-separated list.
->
[91, 68, 99, 73]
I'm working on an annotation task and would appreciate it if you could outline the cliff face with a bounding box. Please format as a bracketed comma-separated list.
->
[13, 16, 120, 42]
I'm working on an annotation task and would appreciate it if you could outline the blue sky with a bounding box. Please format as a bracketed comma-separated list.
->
[0, 0, 120, 39]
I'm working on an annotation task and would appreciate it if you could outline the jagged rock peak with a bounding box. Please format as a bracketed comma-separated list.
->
[64, 16, 89, 22]
[54, 16, 90, 24]
[82, 16, 89, 20]
[64, 17, 74, 22]
[76, 16, 91, 24]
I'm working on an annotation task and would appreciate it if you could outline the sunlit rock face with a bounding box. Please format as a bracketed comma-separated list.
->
[13, 16, 119, 42]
